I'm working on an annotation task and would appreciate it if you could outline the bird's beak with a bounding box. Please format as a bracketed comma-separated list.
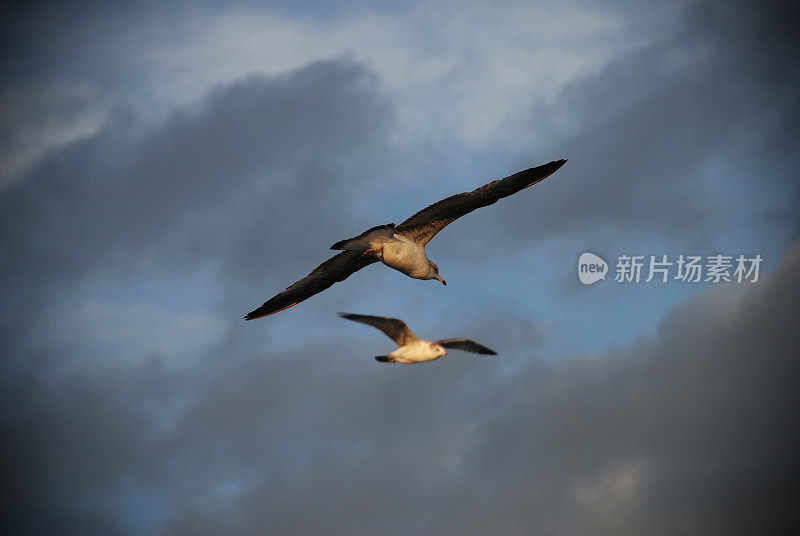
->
[437, 275, 447, 286]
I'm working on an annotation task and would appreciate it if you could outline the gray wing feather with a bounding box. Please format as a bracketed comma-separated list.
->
[436, 338, 497, 355]
[396, 159, 566, 245]
[244, 252, 378, 320]
[339, 313, 420, 346]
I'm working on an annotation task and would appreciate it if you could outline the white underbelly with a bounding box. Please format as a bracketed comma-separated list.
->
[381, 238, 428, 278]
[390, 341, 440, 363]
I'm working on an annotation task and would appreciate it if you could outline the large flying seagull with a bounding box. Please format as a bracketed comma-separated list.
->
[339, 313, 497, 364]
[245, 159, 566, 320]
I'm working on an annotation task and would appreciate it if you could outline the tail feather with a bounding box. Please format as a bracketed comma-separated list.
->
[331, 223, 395, 251]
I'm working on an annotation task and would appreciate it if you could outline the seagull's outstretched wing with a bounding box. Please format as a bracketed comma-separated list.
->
[339, 313, 420, 346]
[436, 338, 497, 355]
[396, 159, 566, 245]
[244, 252, 378, 320]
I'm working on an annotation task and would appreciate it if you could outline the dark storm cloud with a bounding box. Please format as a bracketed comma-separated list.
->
[0, 57, 390, 351]
[491, 0, 800, 240]
[5, 246, 798, 534]
[453, 247, 800, 535]
[1, 57, 387, 272]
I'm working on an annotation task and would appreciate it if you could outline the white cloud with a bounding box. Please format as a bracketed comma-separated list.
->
[0, 81, 112, 188]
[571, 459, 653, 520]
[134, 2, 647, 147]
[2, 1, 675, 193]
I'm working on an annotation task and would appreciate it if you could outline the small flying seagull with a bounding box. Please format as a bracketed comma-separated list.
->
[339, 313, 497, 364]
[245, 159, 566, 320]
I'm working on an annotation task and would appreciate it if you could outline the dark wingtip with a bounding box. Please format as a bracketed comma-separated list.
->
[243, 300, 299, 321]
[540, 158, 566, 172]
[521, 158, 568, 188]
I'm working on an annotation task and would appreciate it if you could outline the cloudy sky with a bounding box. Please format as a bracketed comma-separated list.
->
[2, 0, 798, 534]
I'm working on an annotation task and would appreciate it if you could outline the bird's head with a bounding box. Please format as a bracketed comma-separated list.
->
[433, 343, 448, 357]
[429, 261, 446, 285]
